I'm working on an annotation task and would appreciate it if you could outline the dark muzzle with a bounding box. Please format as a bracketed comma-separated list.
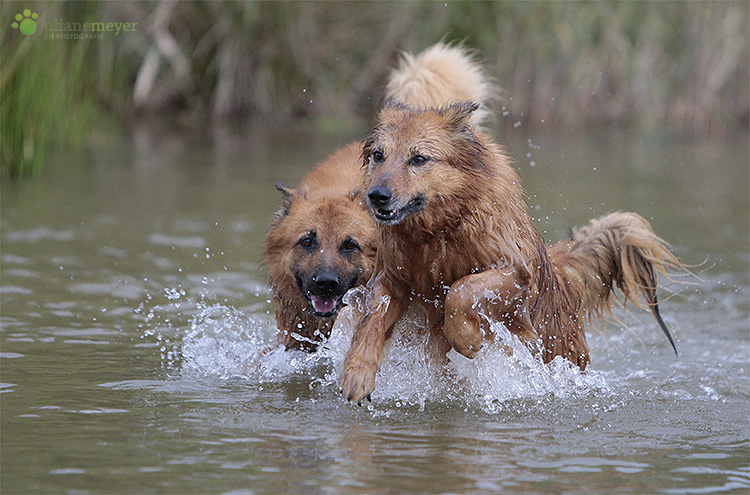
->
[367, 185, 392, 209]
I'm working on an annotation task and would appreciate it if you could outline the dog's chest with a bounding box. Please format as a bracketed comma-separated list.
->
[383, 232, 493, 300]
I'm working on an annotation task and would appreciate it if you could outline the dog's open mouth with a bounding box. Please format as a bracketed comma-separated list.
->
[296, 270, 359, 319]
[373, 194, 426, 225]
[307, 293, 343, 318]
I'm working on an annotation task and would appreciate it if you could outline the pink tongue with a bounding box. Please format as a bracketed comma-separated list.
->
[311, 295, 336, 314]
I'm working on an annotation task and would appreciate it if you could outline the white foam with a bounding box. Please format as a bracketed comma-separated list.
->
[147, 287, 609, 414]
[326, 302, 609, 412]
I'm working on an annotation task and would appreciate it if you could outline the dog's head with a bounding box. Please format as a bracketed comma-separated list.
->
[266, 184, 377, 318]
[362, 100, 488, 226]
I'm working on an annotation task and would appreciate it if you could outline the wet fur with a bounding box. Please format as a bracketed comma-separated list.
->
[265, 44, 494, 351]
[264, 143, 376, 351]
[339, 102, 681, 403]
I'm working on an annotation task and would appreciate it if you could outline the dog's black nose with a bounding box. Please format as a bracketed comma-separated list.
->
[312, 270, 340, 295]
[367, 186, 392, 208]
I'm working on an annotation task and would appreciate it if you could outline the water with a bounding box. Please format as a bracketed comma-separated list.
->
[2, 126, 748, 494]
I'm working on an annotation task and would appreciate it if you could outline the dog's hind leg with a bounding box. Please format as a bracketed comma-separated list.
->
[444, 268, 539, 359]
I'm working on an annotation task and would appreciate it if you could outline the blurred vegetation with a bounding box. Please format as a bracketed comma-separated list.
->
[1, 0, 748, 178]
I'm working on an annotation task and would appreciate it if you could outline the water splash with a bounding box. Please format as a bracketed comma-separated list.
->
[322, 288, 609, 413]
[181, 303, 335, 384]
[180, 302, 266, 379]
[140, 285, 609, 414]
[138, 286, 332, 383]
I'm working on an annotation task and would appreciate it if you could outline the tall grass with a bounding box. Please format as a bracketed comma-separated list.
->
[1, 0, 748, 178]
[1, 3, 96, 177]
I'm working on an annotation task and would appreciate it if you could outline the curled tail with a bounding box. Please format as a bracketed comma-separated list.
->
[548, 212, 681, 357]
[385, 43, 496, 128]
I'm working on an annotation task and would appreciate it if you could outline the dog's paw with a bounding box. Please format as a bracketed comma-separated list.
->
[444, 314, 483, 359]
[339, 361, 377, 405]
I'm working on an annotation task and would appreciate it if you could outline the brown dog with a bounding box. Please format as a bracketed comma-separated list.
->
[264, 143, 376, 351]
[339, 100, 681, 403]
[265, 44, 494, 351]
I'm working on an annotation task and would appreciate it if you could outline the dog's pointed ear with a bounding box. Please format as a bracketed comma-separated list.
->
[442, 102, 489, 172]
[444, 101, 480, 131]
[276, 182, 303, 215]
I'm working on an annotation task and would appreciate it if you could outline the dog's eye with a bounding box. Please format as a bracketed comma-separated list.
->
[410, 154, 428, 166]
[371, 150, 384, 163]
[340, 238, 359, 253]
[298, 233, 316, 249]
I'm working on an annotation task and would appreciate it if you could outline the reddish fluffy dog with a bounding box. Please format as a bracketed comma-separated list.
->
[265, 44, 493, 351]
[265, 143, 377, 350]
[339, 101, 681, 403]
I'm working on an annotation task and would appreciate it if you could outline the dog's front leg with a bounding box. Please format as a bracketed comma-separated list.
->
[339, 272, 403, 404]
[444, 267, 539, 359]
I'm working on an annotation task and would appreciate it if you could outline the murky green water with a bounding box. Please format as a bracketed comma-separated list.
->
[2, 126, 748, 494]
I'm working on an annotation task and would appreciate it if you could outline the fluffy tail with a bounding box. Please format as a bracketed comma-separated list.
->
[385, 43, 496, 128]
[548, 212, 681, 356]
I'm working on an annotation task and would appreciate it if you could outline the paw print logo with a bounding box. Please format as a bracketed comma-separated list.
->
[11, 9, 38, 36]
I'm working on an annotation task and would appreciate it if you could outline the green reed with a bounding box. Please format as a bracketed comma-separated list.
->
[1, 2, 100, 178]
[1, 0, 747, 178]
